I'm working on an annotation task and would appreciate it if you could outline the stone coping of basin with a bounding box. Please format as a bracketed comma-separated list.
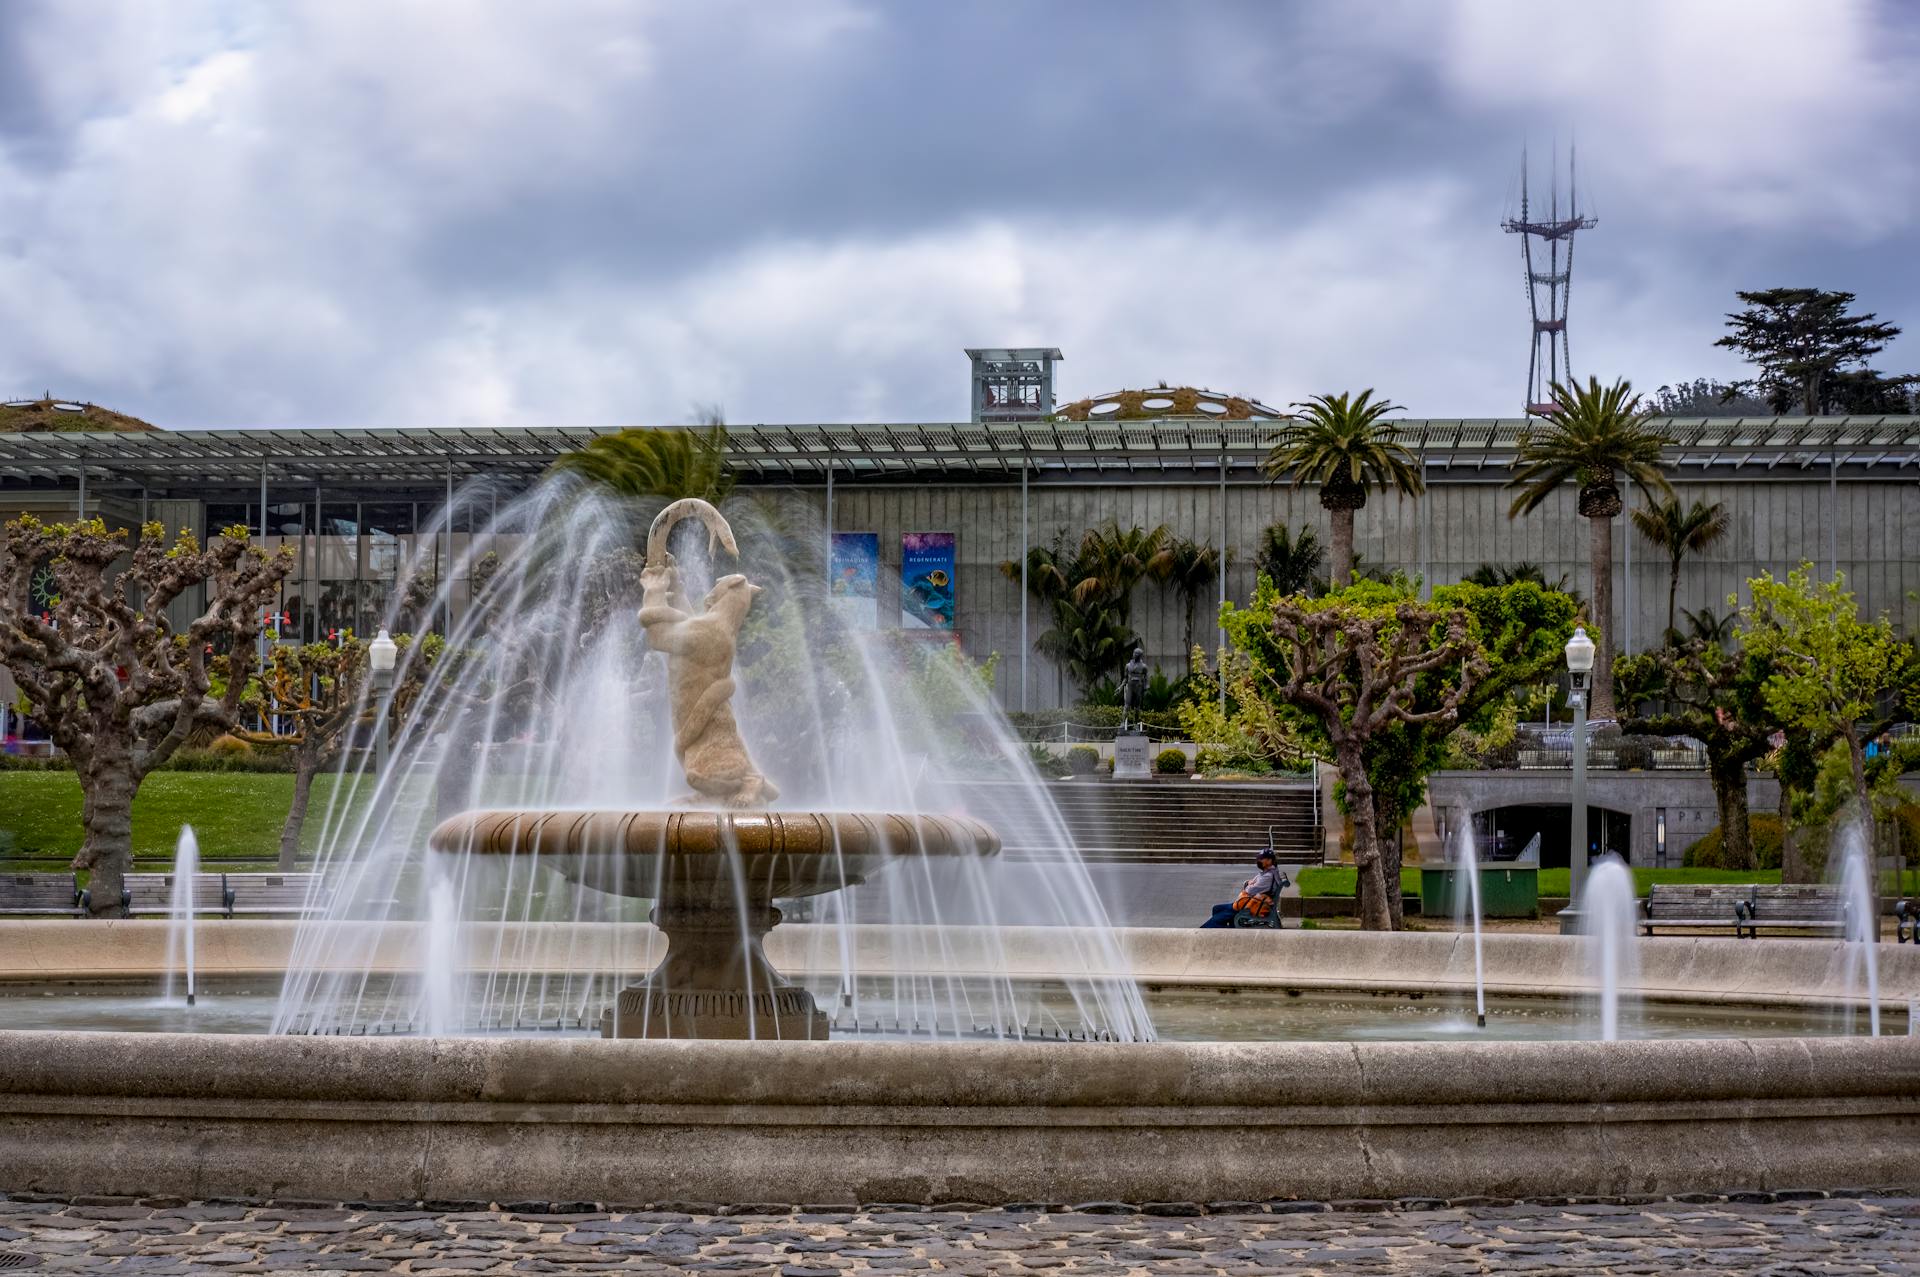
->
[1, 920, 1915, 1010]
[0, 1030, 1914, 1202]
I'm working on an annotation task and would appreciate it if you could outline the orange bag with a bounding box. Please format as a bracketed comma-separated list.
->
[1233, 891, 1273, 918]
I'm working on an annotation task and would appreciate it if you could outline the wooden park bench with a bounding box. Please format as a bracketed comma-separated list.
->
[122, 872, 236, 919]
[1738, 883, 1852, 939]
[1641, 883, 1754, 936]
[0, 872, 85, 916]
[1233, 871, 1292, 931]
[226, 871, 332, 917]
[1642, 882, 1851, 939]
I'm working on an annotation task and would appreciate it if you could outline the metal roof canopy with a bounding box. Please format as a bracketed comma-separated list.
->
[3, 417, 1919, 491]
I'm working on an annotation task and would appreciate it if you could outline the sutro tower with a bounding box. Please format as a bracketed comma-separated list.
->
[1502, 145, 1596, 415]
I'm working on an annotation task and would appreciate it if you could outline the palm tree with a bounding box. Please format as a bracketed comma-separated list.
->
[1632, 495, 1730, 644]
[1254, 522, 1323, 596]
[1465, 561, 1571, 592]
[1162, 536, 1220, 654]
[999, 523, 1174, 699]
[1262, 391, 1422, 588]
[1681, 605, 1735, 645]
[550, 423, 734, 505]
[1508, 377, 1671, 718]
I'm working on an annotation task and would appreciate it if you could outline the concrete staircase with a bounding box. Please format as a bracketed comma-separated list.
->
[954, 777, 1323, 865]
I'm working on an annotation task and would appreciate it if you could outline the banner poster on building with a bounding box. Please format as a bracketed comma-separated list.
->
[829, 532, 879, 630]
[900, 531, 957, 630]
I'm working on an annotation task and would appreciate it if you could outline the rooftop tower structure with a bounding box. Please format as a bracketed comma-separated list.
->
[1502, 146, 1596, 416]
[965, 347, 1062, 423]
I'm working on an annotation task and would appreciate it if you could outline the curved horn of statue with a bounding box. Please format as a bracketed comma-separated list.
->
[646, 497, 740, 569]
[636, 498, 777, 807]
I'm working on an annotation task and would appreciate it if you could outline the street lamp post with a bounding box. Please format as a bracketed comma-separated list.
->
[1563, 625, 1596, 932]
[368, 628, 397, 779]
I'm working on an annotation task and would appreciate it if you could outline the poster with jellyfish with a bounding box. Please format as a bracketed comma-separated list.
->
[900, 532, 956, 629]
[829, 532, 879, 630]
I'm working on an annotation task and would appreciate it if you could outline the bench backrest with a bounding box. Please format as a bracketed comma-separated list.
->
[0, 872, 81, 911]
[1645, 883, 1753, 915]
[125, 873, 232, 912]
[1748, 883, 1848, 921]
[230, 873, 330, 911]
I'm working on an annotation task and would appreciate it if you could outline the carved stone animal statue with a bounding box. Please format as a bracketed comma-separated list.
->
[638, 500, 778, 807]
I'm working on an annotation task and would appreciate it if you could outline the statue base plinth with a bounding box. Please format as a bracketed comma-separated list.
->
[1114, 732, 1152, 779]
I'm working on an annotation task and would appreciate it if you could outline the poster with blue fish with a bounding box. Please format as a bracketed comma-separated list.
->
[900, 531, 956, 630]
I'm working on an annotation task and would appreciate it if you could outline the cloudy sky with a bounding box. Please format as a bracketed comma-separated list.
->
[1, 1, 1915, 428]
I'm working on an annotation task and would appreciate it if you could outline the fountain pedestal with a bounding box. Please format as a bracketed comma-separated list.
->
[429, 808, 998, 1041]
[605, 898, 827, 1040]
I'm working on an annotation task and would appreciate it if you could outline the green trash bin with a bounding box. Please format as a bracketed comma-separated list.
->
[1421, 862, 1540, 919]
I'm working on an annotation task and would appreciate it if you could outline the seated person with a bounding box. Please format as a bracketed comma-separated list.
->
[1200, 850, 1283, 928]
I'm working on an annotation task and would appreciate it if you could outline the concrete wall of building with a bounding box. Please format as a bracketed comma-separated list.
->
[1422, 770, 1784, 868]
[15, 470, 1916, 712]
[828, 474, 1920, 710]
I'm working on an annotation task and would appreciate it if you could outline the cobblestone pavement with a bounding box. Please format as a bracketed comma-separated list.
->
[1, 1192, 1916, 1274]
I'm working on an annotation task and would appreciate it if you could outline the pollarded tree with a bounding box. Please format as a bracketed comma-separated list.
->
[1631, 495, 1729, 643]
[0, 517, 290, 914]
[1262, 391, 1423, 590]
[1359, 579, 1579, 928]
[1507, 376, 1671, 720]
[1737, 565, 1913, 819]
[234, 637, 370, 870]
[1227, 585, 1485, 930]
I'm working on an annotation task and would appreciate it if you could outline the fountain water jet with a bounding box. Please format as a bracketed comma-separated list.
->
[420, 860, 460, 1036]
[1449, 822, 1485, 1028]
[1577, 856, 1638, 1041]
[264, 479, 1143, 1042]
[164, 827, 198, 1007]
[1834, 819, 1881, 1036]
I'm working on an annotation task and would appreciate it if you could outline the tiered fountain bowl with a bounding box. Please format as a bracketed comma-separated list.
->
[429, 808, 999, 1040]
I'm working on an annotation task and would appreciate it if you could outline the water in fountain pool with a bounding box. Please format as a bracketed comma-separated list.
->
[269, 476, 1154, 1042]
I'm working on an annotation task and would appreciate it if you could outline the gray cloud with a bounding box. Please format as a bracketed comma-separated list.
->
[0, 0, 1913, 427]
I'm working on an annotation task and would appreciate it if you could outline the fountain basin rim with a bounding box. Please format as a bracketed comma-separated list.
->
[427, 808, 1001, 861]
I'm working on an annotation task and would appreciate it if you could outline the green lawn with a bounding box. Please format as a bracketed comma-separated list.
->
[0, 771, 372, 868]
[1295, 865, 1784, 899]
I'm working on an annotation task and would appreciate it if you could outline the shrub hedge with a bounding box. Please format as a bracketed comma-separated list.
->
[1155, 747, 1188, 775]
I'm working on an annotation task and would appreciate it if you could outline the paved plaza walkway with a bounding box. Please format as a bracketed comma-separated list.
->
[0, 1192, 1914, 1273]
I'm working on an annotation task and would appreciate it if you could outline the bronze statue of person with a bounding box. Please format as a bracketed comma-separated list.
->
[1121, 645, 1149, 730]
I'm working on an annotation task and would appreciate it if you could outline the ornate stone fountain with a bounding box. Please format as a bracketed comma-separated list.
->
[429, 499, 999, 1039]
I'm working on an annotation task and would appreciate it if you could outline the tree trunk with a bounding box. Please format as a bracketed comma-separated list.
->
[1382, 814, 1406, 930]
[1330, 508, 1354, 590]
[1588, 511, 1616, 719]
[1338, 743, 1391, 931]
[1780, 776, 1809, 884]
[1707, 750, 1753, 870]
[1666, 561, 1681, 643]
[72, 755, 137, 918]
[279, 755, 320, 871]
